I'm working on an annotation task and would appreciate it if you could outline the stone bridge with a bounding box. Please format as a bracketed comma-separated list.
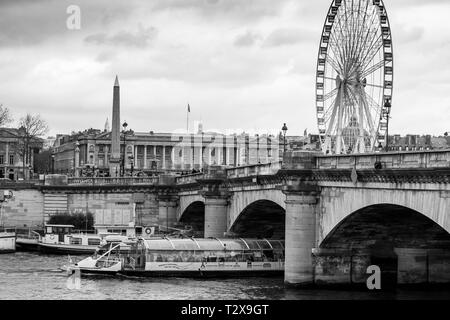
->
[3, 150, 449, 286]
[171, 150, 450, 286]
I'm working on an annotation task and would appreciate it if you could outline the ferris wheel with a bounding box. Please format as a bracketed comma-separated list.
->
[315, 0, 394, 155]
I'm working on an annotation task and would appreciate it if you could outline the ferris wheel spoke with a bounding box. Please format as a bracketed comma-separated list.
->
[361, 60, 385, 79]
[324, 88, 339, 101]
[352, 8, 378, 72]
[326, 55, 343, 74]
[360, 35, 383, 71]
[364, 82, 384, 89]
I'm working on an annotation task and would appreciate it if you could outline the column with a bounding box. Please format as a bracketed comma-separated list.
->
[144, 146, 148, 169]
[154, 145, 157, 169]
[204, 197, 228, 238]
[162, 146, 166, 170]
[217, 147, 222, 166]
[207, 148, 212, 166]
[283, 186, 319, 286]
[171, 147, 175, 170]
[157, 196, 178, 229]
[226, 147, 230, 166]
[74, 146, 80, 177]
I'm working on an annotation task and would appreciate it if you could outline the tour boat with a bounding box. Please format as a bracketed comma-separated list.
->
[0, 228, 16, 254]
[67, 237, 285, 277]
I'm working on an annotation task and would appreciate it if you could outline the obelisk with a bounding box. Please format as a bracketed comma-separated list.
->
[109, 75, 121, 177]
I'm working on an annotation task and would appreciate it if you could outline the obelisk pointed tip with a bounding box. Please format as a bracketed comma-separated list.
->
[114, 75, 119, 87]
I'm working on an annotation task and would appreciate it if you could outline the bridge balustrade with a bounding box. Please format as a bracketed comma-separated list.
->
[316, 150, 450, 170]
[67, 177, 159, 186]
[225, 162, 282, 178]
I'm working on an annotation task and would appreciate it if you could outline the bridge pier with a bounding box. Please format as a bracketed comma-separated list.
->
[158, 196, 179, 229]
[283, 180, 319, 286]
[204, 197, 229, 238]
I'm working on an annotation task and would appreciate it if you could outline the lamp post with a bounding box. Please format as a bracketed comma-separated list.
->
[384, 99, 391, 152]
[121, 121, 128, 177]
[129, 154, 134, 177]
[51, 155, 55, 174]
[282, 123, 288, 155]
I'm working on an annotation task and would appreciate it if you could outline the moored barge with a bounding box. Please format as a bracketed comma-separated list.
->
[69, 237, 285, 277]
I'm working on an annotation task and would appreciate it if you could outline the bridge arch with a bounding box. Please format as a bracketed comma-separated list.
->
[229, 200, 285, 239]
[178, 200, 205, 237]
[320, 204, 450, 250]
[319, 187, 450, 244]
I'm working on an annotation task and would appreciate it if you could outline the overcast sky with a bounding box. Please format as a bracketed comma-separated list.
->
[0, 0, 449, 137]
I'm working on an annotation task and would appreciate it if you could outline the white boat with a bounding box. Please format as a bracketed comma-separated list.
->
[0, 228, 16, 254]
[36, 224, 127, 255]
[23, 224, 159, 255]
[68, 237, 285, 277]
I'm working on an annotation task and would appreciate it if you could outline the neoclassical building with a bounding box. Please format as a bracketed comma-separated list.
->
[52, 77, 282, 176]
[53, 129, 281, 176]
[0, 128, 43, 180]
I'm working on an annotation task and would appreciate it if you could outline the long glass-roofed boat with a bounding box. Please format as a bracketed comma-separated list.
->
[69, 237, 285, 277]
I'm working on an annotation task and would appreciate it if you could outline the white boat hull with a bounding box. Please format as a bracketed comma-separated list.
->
[0, 233, 16, 253]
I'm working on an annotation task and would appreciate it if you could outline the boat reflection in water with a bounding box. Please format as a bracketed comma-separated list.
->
[68, 237, 285, 277]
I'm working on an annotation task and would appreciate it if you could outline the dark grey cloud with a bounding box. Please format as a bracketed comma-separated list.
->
[150, 0, 290, 21]
[85, 25, 158, 48]
[0, 0, 136, 47]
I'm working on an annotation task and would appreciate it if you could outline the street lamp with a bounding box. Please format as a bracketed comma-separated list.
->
[121, 121, 128, 177]
[51, 155, 55, 174]
[282, 123, 288, 155]
[129, 154, 134, 176]
[383, 99, 391, 152]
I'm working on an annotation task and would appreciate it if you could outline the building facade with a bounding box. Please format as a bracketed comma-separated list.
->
[0, 128, 43, 180]
[53, 129, 282, 176]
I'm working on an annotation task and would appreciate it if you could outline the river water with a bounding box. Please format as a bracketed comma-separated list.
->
[0, 252, 449, 300]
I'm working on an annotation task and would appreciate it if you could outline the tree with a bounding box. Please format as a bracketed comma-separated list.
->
[15, 114, 49, 179]
[34, 150, 52, 174]
[47, 212, 95, 231]
[0, 104, 13, 127]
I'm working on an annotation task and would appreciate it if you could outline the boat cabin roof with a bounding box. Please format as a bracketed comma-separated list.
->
[45, 224, 75, 228]
[141, 238, 285, 251]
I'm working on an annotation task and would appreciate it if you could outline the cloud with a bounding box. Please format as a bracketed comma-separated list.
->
[233, 31, 262, 47]
[263, 28, 314, 47]
[84, 25, 158, 48]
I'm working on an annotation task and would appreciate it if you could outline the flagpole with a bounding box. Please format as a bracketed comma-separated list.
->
[186, 104, 189, 133]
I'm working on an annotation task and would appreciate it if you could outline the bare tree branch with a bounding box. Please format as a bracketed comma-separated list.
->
[0, 104, 13, 127]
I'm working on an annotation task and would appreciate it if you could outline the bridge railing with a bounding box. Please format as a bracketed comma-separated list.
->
[316, 150, 450, 170]
[225, 161, 283, 178]
[67, 177, 159, 186]
[174, 173, 205, 185]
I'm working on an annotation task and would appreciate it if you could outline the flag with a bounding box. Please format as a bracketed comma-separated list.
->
[188, 104, 190, 112]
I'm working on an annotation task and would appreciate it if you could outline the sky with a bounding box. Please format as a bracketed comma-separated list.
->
[0, 0, 449, 138]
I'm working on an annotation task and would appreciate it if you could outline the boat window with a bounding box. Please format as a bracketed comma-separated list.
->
[269, 241, 284, 250]
[207, 256, 217, 263]
[70, 237, 82, 245]
[245, 240, 262, 250]
[257, 240, 272, 250]
[263, 250, 274, 260]
[88, 238, 101, 246]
